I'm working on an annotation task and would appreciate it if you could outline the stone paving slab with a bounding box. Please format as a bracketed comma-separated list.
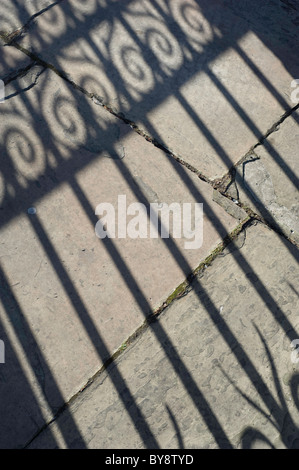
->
[0, 66, 240, 448]
[225, 110, 299, 245]
[0, 0, 298, 451]
[9, 0, 299, 180]
[28, 222, 299, 449]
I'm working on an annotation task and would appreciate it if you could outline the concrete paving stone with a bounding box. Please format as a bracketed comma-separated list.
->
[0, 66, 239, 448]
[212, 189, 247, 222]
[0, 39, 33, 81]
[28, 222, 299, 449]
[226, 110, 299, 245]
[11, 0, 299, 180]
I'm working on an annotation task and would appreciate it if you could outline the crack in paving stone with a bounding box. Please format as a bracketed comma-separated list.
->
[0, 32, 215, 184]
[22, 218, 252, 447]
[214, 103, 299, 194]
[2, 44, 296, 259]
[4, 65, 45, 99]
[231, 155, 299, 246]
[4, 36, 296, 251]
[6, 25, 295, 201]
[1, 55, 36, 84]
[2, 25, 297, 250]
[212, 190, 248, 222]
[0, 0, 64, 41]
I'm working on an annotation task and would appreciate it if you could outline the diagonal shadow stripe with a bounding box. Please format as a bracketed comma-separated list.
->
[0, 263, 87, 448]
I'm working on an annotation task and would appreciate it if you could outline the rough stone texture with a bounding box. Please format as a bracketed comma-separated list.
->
[212, 189, 248, 221]
[227, 110, 299, 245]
[0, 0, 56, 32]
[0, 66, 239, 448]
[28, 223, 299, 449]
[11, 0, 299, 179]
[0, 0, 298, 452]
